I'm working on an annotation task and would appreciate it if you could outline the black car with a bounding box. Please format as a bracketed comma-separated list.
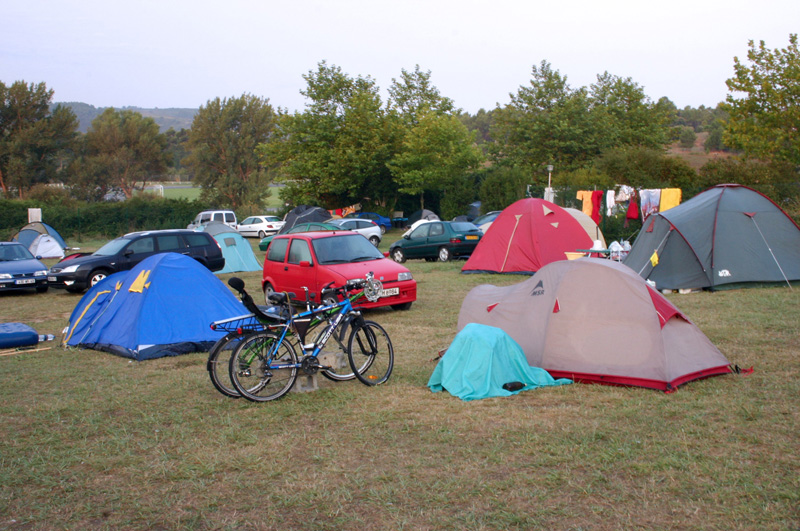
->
[47, 230, 225, 293]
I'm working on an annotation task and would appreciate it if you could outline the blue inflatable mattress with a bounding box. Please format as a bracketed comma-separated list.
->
[0, 323, 39, 349]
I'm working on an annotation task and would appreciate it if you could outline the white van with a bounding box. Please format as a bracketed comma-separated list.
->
[187, 210, 237, 230]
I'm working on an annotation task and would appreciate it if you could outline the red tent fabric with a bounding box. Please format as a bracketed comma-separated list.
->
[462, 198, 593, 274]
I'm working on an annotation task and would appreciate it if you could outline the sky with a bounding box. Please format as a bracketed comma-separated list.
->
[3, 0, 798, 114]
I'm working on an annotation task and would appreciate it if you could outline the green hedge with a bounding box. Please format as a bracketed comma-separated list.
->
[0, 197, 214, 241]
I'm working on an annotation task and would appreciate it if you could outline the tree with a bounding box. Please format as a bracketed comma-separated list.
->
[491, 62, 673, 176]
[723, 34, 800, 166]
[261, 62, 399, 209]
[186, 94, 276, 209]
[79, 108, 168, 200]
[388, 65, 456, 125]
[388, 110, 484, 212]
[0, 81, 78, 198]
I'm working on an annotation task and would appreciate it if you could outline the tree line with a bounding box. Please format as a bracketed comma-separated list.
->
[1, 35, 797, 223]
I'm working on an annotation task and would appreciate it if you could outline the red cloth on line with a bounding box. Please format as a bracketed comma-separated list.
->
[590, 190, 604, 224]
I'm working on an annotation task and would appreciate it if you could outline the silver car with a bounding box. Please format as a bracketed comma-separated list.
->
[328, 218, 382, 246]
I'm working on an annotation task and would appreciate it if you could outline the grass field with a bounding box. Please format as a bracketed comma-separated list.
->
[0, 232, 798, 530]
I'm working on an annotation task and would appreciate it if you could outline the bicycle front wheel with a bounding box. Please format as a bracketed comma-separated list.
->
[347, 321, 394, 386]
[229, 333, 298, 402]
[207, 332, 246, 398]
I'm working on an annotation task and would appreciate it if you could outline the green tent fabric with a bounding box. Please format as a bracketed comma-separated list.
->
[428, 323, 571, 401]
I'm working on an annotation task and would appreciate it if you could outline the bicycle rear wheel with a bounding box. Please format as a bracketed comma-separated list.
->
[206, 333, 246, 398]
[314, 326, 358, 382]
[229, 332, 298, 402]
[347, 321, 393, 386]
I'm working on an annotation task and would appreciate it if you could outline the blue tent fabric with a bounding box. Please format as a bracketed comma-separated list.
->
[213, 232, 261, 274]
[428, 323, 571, 401]
[13, 223, 67, 250]
[63, 253, 246, 360]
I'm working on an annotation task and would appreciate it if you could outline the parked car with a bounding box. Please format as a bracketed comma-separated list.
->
[258, 222, 341, 251]
[0, 242, 49, 293]
[187, 210, 237, 230]
[328, 218, 382, 246]
[47, 230, 225, 293]
[389, 221, 482, 263]
[345, 212, 392, 234]
[471, 211, 502, 228]
[262, 231, 416, 311]
[237, 215, 285, 238]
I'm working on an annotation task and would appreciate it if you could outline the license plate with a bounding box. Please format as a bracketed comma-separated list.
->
[465, 235, 478, 240]
[16, 279, 35, 285]
[48, 276, 57, 282]
[379, 287, 399, 298]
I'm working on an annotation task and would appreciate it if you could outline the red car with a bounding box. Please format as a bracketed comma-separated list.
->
[262, 231, 416, 311]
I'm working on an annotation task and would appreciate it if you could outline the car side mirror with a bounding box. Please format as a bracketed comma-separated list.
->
[123, 249, 134, 256]
[299, 260, 312, 267]
[403, 234, 410, 240]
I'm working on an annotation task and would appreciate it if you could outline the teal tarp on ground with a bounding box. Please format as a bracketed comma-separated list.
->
[428, 323, 571, 401]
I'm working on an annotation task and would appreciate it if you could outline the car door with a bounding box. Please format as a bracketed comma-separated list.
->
[120, 236, 156, 271]
[403, 223, 432, 258]
[281, 237, 316, 303]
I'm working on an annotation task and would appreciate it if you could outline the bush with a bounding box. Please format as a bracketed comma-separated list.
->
[0, 196, 213, 241]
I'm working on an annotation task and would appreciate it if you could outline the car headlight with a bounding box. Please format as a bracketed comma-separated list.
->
[0, 273, 11, 280]
[59, 264, 80, 273]
[398, 272, 413, 281]
[35, 270, 47, 276]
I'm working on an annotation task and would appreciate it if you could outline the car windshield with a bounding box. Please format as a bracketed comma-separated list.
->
[0, 245, 35, 261]
[93, 237, 131, 256]
[312, 234, 383, 264]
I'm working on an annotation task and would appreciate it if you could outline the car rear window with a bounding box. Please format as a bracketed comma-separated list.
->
[451, 222, 479, 232]
[185, 233, 212, 247]
[267, 238, 289, 262]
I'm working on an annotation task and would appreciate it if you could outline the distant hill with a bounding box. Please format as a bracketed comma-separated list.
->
[53, 102, 197, 133]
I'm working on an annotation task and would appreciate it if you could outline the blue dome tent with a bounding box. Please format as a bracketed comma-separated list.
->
[63, 253, 246, 360]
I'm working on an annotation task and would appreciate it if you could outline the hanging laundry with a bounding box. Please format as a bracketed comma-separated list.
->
[591, 190, 604, 224]
[606, 190, 615, 217]
[659, 188, 682, 212]
[616, 185, 634, 202]
[639, 189, 661, 220]
[624, 199, 639, 228]
[576, 191, 593, 217]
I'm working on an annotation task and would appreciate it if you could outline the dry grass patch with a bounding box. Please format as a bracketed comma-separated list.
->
[0, 257, 798, 530]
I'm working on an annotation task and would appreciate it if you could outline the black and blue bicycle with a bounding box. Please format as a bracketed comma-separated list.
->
[225, 272, 394, 402]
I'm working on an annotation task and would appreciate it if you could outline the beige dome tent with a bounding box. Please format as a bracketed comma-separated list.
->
[564, 207, 606, 248]
[457, 258, 731, 391]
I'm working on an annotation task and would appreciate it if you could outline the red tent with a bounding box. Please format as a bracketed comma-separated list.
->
[462, 198, 592, 274]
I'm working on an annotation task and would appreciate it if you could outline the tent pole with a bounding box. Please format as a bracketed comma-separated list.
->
[749, 217, 793, 290]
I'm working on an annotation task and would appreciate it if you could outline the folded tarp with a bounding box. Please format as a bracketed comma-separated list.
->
[428, 323, 571, 401]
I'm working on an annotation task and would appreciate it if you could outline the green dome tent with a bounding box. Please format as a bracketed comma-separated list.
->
[624, 184, 800, 290]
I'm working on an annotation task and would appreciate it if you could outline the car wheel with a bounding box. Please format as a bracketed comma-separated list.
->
[369, 235, 380, 246]
[89, 270, 109, 287]
[380, 225, 386, 235]
[258, 230, 266, 238]
[391, 248, 406, 263]
[391, 302, 413, 311]
[263, 282, 275, 305]
[438, 247, 451, 262]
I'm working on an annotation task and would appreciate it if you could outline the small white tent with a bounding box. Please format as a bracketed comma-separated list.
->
[29, 234, 65, 259]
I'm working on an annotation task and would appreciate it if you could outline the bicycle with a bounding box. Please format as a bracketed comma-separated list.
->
[206, 284, 340, 398]
[227, 272, 394, 402]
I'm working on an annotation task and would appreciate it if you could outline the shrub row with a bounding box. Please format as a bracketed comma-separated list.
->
[0, 197, 213, 241]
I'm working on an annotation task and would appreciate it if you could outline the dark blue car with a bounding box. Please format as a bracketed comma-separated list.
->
[345, 212, 392, 234]
[0, 242, 49, 293]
